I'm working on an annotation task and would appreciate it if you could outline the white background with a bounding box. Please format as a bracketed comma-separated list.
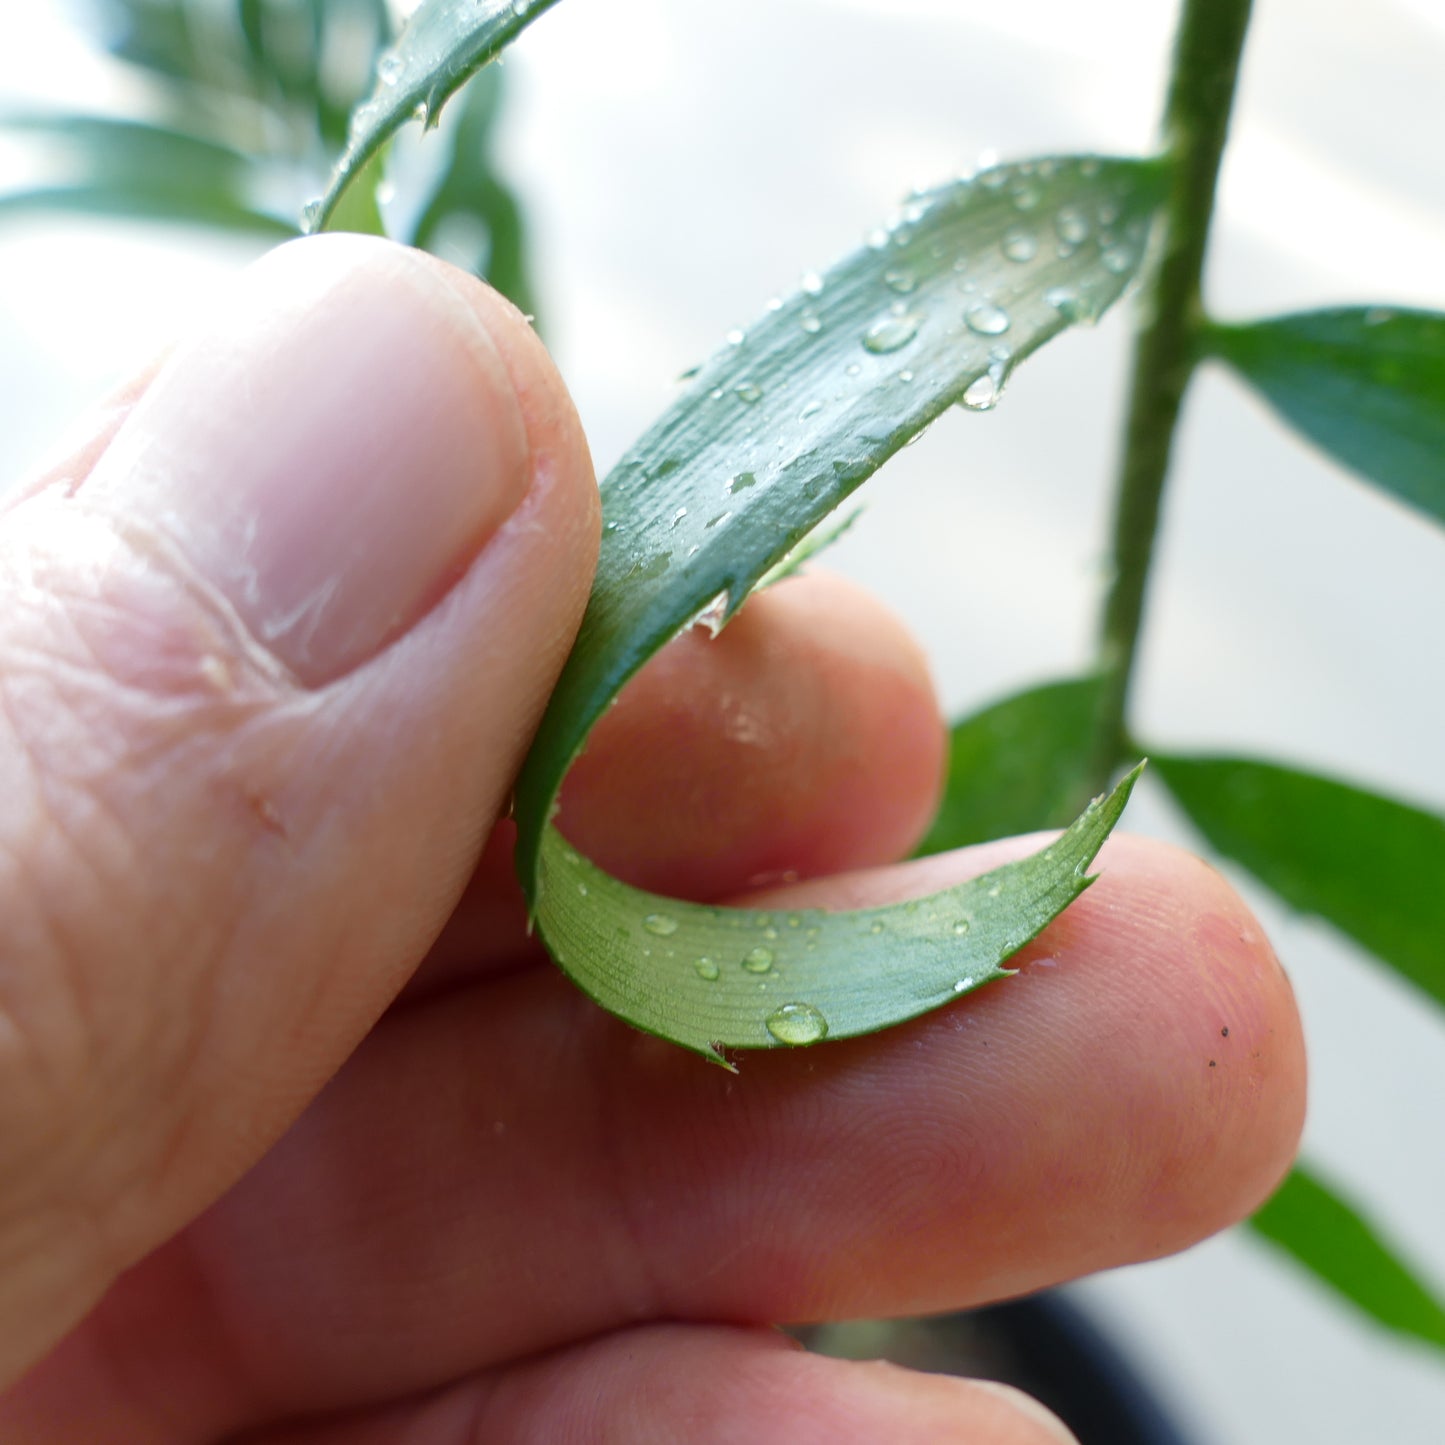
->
[3, 1, 1444, 1440]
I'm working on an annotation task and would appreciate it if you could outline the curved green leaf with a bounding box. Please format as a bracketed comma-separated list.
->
[918, 676, 1106, 856]
[1152, 753, 1445, 1010]
[1250, 1164, 1445, 1353]
[513, 154, 1163, 1061]
[1205, 308, 1445, 529]
[305, 0, 563, 232]
[0, 114, 298, 235]
[543, 766, 1139, 1065]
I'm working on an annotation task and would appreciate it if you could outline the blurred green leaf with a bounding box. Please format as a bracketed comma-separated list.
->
[1152, 753, 1445, 1010]
[309, 0, 561, 231]
[1250, 1164, 1445, 1353]
[0, 114, 297, 234]
[406, 67, 539, 317]
[918, 676, 1106, 856]
[1206, 308, 1445, 529]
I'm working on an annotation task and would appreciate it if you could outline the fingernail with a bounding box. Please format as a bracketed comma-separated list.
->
[84, 235, 529, 685]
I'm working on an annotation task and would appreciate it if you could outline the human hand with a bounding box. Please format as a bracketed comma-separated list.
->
[0, 237, 1305, 1443]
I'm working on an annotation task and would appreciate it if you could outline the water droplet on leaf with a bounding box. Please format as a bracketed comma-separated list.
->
[743, 946, 774, 974]
[1001, 228, 1037, 262]
[961, 373, 998, 411]
[643, 913, 678, 937]
[862, 312, 921, 354]
[1055, 206, 1089, 244]
[766, 1002, 829, 1045]
[965, 301, 1010, 336]
[694, 957, 720, 982]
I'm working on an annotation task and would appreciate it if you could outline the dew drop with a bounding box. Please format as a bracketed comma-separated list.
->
[1055, 206, 1089, 244]
[301, 197, 324, 232]
[898, 369, 914, 383]
[862, 312, 921, 354]
[965, 301, 1010, 336]
[1044, 285, 1082, 318]
[799, 400, 823, 420]
[800, 309, 822, 335]
[801, 270, 825, 296]
[734, 380, 763, 404]
[845, 362, 862, 377]
[643, 912, 679, 936]
[670, 506, 688, 528]
[1011, 184, 1039, 211]
[726, 328, 746, 347]
[869, 919, 886, 935]
[866, 227, 890, 250]
[766, 1002, 828, 1045]
[694, 957, 720, 982]
[1102, 246, 1134, 275]
[1001, 228, 1037, 262]
[960, 372, 998, 411]
[987, 882, 1002, 898]
[884, 267, 917, 294]
[576, 882, 588, 897]
[377, 51, 402, 85]
[952, 918, 972, 936]
[743, 946, 774, 974]
[765, 296, 783, 312]
[705, 510, 731, 529]
[727, 471, 757, 494]
[953, 977, 974, 993]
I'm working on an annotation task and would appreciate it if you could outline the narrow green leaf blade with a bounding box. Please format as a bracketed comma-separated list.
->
[544, 767, 1140, 1063]
[306, 0, 562, 232]
[1152, 753, 1445, 1010]
[0, 114, 297, 235]
[918, 676, 1106, 856]
[1250, 1164, 1445, 1353]
[510, 154, 1162, 1059]
[517, 156, 1161, 888]
[1206, 308, 1445, 528]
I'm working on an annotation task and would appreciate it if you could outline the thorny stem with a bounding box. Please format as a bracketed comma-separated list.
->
[1084, 0, 1254, 795]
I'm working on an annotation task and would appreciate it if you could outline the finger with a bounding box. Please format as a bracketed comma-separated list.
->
[248, 1325, 1078, 1445]
[560, 568, 945, 894]
[4, 834, 1302, 1440]
[414, 570, 946, 996]
[0, 234, 598, 1383]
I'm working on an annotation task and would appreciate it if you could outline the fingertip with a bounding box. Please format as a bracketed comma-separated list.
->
[558, 569, 946, 898]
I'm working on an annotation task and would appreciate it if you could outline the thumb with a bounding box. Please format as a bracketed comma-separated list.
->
[0, 235, 598, 1382]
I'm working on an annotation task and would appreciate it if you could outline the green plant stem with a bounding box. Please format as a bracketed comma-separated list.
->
[1084, 0, 1254, 795]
